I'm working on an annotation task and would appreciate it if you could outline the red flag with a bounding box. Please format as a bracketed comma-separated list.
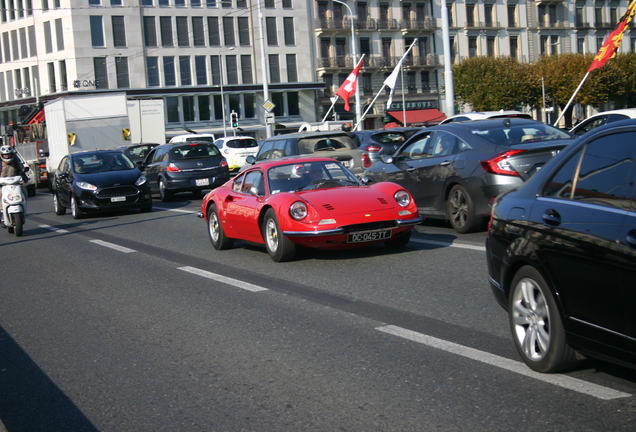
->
[336, 56, 364, 111]
[588, 0, 636, 72]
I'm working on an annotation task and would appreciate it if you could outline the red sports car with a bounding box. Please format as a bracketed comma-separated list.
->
[199, 157, 423, 262]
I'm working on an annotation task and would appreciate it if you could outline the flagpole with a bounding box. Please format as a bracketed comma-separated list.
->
[321, 99, 338, 122]
[553, 72, 589, 127]
[354, 84, 387, 131]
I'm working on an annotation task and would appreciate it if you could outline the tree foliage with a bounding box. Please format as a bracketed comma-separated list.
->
[452, 52, 636, 125]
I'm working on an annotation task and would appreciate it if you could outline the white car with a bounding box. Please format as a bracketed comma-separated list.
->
[570, 108, 636, 136]
[440, 110, 532, 124]
[168, 133, 216, 144]
[213, 136, 259, 171]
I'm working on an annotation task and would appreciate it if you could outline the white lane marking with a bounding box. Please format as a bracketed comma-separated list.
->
[89, 239, 136, 253]
[377, 325, 631, 401]
[154, 207, 198, 214]
[178, 266, 269, 292]
[410, 238, 486, 252]
[39, 224, 69, 234]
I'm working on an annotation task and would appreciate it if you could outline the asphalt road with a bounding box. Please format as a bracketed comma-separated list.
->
[1, 190, 635, 431]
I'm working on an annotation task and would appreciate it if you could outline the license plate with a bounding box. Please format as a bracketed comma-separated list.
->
[347, 229, 391, 243]
[111, 196, 126, 202]
[196, 178, 210, 186]
[340, 160, 350, 167]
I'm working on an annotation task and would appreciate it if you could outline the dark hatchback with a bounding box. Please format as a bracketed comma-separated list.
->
[140, 141, 230, 201]
[350, 127, 421, 164]
[52, 150, 153, 219]
[486, 119, 636, 373]
[117, 143, 160, 165]
[364, 118, 574, 233]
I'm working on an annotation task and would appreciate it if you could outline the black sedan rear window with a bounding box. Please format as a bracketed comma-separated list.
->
[170, 143, 221, 159]
[297, 135, 357, 154]
[227, 139, 258, 149]
[473, 124, 572, 146]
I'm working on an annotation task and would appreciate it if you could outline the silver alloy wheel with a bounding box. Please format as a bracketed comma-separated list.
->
[264, 218, 279, 253]
[448, 188, 468, 228]
[209, 211, 220, 243]
[511, 276, 550, 362]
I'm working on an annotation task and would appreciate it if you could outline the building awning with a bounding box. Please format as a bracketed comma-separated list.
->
[386, 109, 446, 127]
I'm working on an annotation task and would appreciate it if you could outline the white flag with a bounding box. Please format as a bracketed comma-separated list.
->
[383, 58, 405, 110]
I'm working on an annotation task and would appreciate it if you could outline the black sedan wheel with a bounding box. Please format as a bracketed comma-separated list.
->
[509, 266, 578, 373]
[446, 185, 479, 233]
[262, 209, 296, 262]
[53, 192, 66, 216]
[71, 195, 84, 220]
[208, 203, 233, 250]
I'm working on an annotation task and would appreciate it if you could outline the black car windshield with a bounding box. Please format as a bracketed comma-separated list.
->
[170, 143, 221, 159]
[267, 161, 360, 194]
[473, 123, 572, 146]
[73, 152, 135, 173]
[297, 135, 357, 153]
[371, 132, 408, 144]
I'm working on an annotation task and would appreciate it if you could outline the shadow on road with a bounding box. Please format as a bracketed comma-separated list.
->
[0, 325, 98, 432]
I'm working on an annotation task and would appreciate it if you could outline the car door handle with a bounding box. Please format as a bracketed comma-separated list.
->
[542, 208, 561, 226]
[406, 168, 416, 173]
[439, 161, 451, 166]
[626, 230, 636, 248]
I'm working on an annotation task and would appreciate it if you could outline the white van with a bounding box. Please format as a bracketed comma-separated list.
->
[168, 133, 216, 144]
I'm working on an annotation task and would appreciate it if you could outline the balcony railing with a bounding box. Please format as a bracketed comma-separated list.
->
[317, 54, 440, 69]
[399, 18, 436, 31]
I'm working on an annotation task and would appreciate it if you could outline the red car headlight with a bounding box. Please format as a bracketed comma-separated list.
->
[290, 201, 308, 220]
[394, 190, 411, 207]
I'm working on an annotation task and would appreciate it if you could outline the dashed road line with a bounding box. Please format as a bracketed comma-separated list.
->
[39, 224, 69, 234]
[178, 266, 269, 292]
[377, 325, 631, 401]
[154, 207, 198, 214]
[89, 239, 137, 253]
[410, 238, 486, 251]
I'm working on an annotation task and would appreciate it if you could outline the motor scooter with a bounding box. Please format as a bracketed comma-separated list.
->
[0, 175, 27, 237]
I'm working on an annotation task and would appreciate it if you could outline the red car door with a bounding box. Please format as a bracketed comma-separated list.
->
[224, 170, 265, 243]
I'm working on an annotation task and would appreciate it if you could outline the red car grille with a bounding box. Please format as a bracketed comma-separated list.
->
[342, 220, 398, 233]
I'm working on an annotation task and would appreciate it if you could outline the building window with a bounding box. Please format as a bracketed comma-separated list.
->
[198, 95, 211, 121]
[510, 36, 518, 59]
[192, 17, 205, 46]
[47, 62, 56, 93]
[468, 36, 477, 57]
[195, 55, 207, 85]
[265, 0, 275, 7]
[141, 0, 153, 5]
[179, 56, 191, 86]
[19, 28, 28, 58]
[211, 55, 221, 85]
[58, 60, 67, 90]
[112, 16, 126, 47]
[226, 55, 238, 84]
[266, 17, 277, 46]
[238, 17, 250, 46]
[163, 56, 176, 86]
[508, 5, 516, 27]
[160, 16, 173, 47]
[28, 26, 37, 57]
[283, 17, 295, 45]
[421, 70, 430, 91]
[286, 54, 297, 82]
[578, 37, 585, 54]
[208, 17, 220, 45]
[223, 16, 235, 45]
[90, 16, 104, 47]
[206, 0, 216, 7]
[487, 37, 495, 56]
[271, 92, 284, 116]
[323, 73, 333, 96]
[111, 0, 123, 5]
[282, 0, 292, 8]
[147, 56, 160, 86]
[115, 57, 129, 88]
[466, 4, 475, 27]
[485, 4, 493, 27]
[10, 30, 18, 60]
[269, 54, 280, 83]
[288, 92, 299, 115]
[143, 16, 157, 47]
[406, 71, 416, 93]
[166, 96, 179, 123]
[237, 0, 247, 8]
[361, 73, 372, 94]
[93, 57, 108, 89]
[176, 16, 189, 47]
[55, 18, 64, 51]
[183, 96, 195, 122]
[241, 54, 252, 84]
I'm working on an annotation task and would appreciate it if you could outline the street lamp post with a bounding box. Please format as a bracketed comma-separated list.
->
[332, 0, 361, 130]
[219, 47, 234, 137]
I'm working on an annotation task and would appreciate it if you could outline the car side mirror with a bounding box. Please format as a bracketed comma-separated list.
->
[380, 154, 394, 164]
[58, 172, 69, 180]
[245, 155, 256, 165]
[23, 166, 30, 173]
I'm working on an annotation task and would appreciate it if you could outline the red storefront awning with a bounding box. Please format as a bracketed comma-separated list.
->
[386, 109, 446, 127]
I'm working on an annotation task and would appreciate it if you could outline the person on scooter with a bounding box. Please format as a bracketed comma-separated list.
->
[0, 145, 27, 180]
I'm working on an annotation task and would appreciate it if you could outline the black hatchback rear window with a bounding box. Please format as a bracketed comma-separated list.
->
[170, 143, 221, 159]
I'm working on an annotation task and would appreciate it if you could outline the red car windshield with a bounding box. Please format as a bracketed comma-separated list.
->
[267, 161, 360, 194]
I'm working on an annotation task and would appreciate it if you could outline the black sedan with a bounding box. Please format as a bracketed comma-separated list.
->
[52, 150, 153, 219]
[364, 118, 574, 233]
[116, 143, 160, 165]
[486, 118, 636, 373]
[140, 141, 230, 201]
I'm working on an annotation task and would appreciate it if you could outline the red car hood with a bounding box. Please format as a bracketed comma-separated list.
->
[298, 186, 397, 215]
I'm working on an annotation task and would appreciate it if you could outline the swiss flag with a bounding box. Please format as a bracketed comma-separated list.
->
[335, 56, 364, 111]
